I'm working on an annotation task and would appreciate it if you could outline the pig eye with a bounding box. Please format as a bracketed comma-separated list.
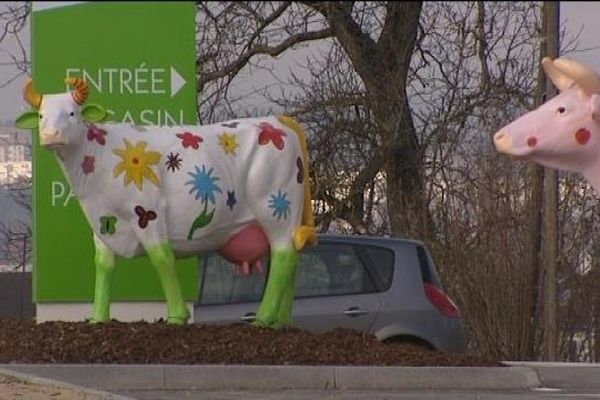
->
[557, 106, 566, 114]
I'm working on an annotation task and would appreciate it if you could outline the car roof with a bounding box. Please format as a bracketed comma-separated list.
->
[316, 233, 425, 248]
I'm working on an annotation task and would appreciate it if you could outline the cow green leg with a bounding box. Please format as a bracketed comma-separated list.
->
[146, 243, 190, 325]
[255, 248, 298, 328]
[91, 236, 115, 323]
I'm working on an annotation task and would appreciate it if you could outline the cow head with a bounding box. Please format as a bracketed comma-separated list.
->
[15, 78, 107, 149]
[493, 57, 600, 183]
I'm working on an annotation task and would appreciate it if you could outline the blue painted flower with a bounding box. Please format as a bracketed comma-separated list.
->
[268, 190, 291, 221]
[185, 164, 222, 204]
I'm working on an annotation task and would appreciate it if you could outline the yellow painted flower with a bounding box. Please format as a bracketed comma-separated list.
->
[113, 139, 161, 191]
[218, 132, 239, 155]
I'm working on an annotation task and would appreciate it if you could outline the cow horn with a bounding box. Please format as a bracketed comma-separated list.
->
[24, 79, 43, 108]
[65, 77, 89, 105]
[542, 57, 600, 95]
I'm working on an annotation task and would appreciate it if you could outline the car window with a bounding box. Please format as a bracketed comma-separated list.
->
[355, 244, 394, 292]
[198, 240, 395, 305]
[416, 244, 443, 288]
[198, 254, 266, 305]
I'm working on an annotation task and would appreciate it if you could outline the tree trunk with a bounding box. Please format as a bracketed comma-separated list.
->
[541, 0, 560, 362]
[308, 2, 428, 238]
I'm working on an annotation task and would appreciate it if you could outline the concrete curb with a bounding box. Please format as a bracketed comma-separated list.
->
[0, 364, 542, 391]
[504, 362, 600, 390]
[0, 367, 136, 400]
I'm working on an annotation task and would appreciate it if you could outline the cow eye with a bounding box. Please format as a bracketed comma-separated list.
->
[557, 106, 566, 114]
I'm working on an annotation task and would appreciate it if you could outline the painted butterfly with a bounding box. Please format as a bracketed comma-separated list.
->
[99, 215, 117, 235]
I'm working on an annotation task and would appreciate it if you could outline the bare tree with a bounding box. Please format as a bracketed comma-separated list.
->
[0, 1, 30, 88]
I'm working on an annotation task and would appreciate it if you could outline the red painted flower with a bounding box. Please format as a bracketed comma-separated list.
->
[176, 132, 203, 149]
[258, 122, 286, 150]
[86, 125, 107, 146]
[81, 155, 95, 174]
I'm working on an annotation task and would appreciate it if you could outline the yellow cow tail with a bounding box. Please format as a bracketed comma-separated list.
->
[277, 115, 317, 250]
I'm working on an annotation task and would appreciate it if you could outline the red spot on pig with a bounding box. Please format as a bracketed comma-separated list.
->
[527, 137, 537, 148]
[575, 128, 591, 145]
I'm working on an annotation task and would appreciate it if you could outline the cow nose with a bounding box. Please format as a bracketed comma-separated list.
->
[493, 130, 512, 153]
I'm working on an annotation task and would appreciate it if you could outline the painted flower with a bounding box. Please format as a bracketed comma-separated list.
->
[221, 121, 239, 128]
[177, 132, 203, 149]
[296, 156, 304, 183]
[165, 152, 183, 172]
[226, 190, 237, 210]
[81, 155, 95, 175]
[268, 190, 291, 221]
[258, 122, 286, 150]
[185, 164, 222, 204]
[87, 124, 107, 146]
[113, 139, 161, 191]
[218, 132, 239, 155]
[134, 205, 157, 229]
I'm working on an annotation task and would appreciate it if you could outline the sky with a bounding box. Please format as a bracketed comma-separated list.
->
[1, 2, 600, 123]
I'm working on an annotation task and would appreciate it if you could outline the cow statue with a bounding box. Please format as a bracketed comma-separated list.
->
[15, 78, 317, 326]
[494, 57, 600, 196]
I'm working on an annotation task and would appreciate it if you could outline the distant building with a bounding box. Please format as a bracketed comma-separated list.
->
[0, 124, 32, 272]
[0, 125, 31, 185]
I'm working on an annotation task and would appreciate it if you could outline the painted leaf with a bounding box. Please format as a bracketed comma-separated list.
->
[187, 209, 215, 240]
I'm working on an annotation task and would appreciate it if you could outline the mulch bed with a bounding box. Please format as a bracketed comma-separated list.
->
[0, 319, 499, 366]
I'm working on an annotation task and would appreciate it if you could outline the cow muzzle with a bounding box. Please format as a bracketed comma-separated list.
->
[493, 130, 513, 154]
[40, 130, 66, 147]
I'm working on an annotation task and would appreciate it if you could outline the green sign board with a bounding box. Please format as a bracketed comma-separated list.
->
[31, 2, 198, 303]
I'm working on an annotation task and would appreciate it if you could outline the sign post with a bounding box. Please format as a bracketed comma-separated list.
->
[31, 1, 198, 321]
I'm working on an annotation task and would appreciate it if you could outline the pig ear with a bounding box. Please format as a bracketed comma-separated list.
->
[590, 94, 600, 123]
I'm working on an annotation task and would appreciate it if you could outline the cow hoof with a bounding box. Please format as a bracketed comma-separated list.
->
[167, 316, 187, 325]
[88, 318, 107, 324]
[252, 319, 285, 329]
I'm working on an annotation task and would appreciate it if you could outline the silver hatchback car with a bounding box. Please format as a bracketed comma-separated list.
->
[194, 234, 464, 352]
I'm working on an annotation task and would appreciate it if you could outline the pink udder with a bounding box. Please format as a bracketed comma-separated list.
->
[219, 223, 270, 276]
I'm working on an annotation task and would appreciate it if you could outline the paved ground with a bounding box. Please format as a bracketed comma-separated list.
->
[2, 362, 600, 400]
[115, 388, 600, 400]
[0, 370, 129, 400]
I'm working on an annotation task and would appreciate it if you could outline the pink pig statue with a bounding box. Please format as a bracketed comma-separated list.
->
[493, 57, 600, 194]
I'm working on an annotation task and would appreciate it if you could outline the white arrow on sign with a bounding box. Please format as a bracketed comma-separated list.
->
[170, 66, 186, 98]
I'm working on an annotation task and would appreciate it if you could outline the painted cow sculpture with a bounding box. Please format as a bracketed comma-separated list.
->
[494, 57, 600, 194]
[16, 78, 317, 326]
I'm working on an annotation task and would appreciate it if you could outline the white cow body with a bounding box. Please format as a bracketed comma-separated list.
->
[60, 118, 304, 259]
[17, 78, 316, 325]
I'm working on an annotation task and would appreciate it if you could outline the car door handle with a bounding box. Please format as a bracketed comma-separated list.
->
[343, 307, 369, 317]
[240, 313, 256, 322]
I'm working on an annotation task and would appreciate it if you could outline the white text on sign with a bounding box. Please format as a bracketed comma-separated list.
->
[66, 64, 186, 97]
[51, 181, 76, 207]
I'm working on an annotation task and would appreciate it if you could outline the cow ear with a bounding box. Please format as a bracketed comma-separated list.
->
[81, 103, 107, 123]
[15, 111, 39, 129]
[590, 94, 600, 123]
